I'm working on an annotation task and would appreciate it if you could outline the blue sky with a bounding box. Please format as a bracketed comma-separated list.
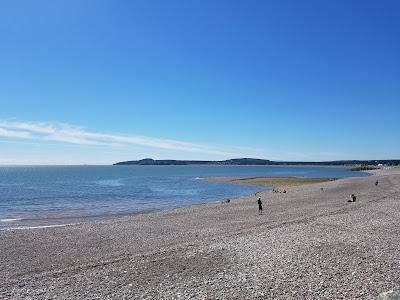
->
[0, 0, 399, 164]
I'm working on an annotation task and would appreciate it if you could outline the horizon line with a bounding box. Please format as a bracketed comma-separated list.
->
[0, 157, 398, 167]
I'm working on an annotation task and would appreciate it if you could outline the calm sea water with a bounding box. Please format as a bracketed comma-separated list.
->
[0, 165, 367, 229]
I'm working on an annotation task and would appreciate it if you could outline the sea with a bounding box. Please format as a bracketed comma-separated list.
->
[0, 165, 367, 229]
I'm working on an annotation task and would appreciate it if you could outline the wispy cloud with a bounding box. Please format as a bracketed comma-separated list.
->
[0, 120, 250, 157]
[0, 127, 33, 139]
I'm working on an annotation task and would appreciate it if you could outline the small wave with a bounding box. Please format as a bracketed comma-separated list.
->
[0, 218, 21, 222]
[194, 177, 204, 180]
[1, 224, 74, 231]
[0, 183, 23, 187]
[95, 179, 124, 187]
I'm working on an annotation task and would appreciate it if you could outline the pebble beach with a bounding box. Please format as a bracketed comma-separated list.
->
[1, 168, 399, 299]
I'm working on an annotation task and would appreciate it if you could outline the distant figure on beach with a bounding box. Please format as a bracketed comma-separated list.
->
[257, 197, 263, 215]
[226, 199, 230, 203]
[348, 194, 356, 203]
[375, 180, 379, 186]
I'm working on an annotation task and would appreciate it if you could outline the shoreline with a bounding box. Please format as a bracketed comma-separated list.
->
[0, 174, 345, 231]
[0, 209, 160, 231]
[1, 168, 400, 298]
[0, 172, 366, 231]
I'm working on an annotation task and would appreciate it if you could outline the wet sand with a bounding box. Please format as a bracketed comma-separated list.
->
[207, 176, 337, 187]
[1, 168, 399, 299]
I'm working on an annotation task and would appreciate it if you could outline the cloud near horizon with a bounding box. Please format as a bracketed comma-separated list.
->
[0, 120, 255, 157]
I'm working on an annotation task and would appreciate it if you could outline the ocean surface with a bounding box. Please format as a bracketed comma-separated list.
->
[0, 165, 367, 229]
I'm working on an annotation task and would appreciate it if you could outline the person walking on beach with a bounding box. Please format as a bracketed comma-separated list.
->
[257, 197, 263, 215]
[375, 180, 379, 186]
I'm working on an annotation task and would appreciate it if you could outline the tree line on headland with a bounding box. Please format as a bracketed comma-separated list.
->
[114, 158, 400, 167]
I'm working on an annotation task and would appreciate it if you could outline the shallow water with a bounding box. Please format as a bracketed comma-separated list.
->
[0, 165, 367, 229]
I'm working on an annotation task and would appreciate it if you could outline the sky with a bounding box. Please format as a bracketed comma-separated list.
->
[0, 0, 399, 164]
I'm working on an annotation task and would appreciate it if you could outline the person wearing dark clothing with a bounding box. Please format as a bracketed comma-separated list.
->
[375, 180, 379, 186]
[257, 197, 263, 215]
[351, 194, 356, 202]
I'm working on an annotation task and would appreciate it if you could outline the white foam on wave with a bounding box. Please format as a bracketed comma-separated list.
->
[0, 224, 75, 231]
[0, 218, 21, 222]
[95, 179, 124, 187]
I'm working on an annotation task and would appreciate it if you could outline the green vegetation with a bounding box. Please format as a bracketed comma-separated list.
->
[350, 166, 380, 171]
[114, 158, 400, 166]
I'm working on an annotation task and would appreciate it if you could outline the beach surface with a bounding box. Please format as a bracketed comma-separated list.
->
[1, 168, 400, 299]
[207, 176, 337, 187]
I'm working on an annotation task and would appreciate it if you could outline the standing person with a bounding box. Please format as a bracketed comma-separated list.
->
[375, 180, 379, 186]
[257, 197, 263, 215]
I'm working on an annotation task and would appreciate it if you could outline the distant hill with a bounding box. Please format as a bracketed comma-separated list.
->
[114, 158, 272, 166]
[114, 158, 400, 166]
